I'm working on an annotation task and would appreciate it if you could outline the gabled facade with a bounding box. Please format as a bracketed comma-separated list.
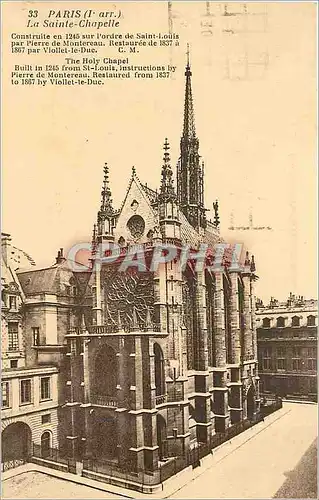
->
[63, 58, 260, 475]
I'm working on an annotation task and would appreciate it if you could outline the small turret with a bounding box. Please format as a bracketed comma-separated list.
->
[96, 163, 115, 242]
[158, 139, 181, 241]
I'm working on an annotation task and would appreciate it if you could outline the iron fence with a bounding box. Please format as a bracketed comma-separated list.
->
[83, 453, 195, 486]
[82, 405, 282, 487]
[19, 401, 283, 488]
[32, 443, 76, 473]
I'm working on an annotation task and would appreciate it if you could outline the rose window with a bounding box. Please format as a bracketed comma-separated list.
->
[127, 215, 145, 239]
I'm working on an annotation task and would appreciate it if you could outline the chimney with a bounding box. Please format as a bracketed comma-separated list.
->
[55, 247, 65, 264]
[1, 232, 12, 266]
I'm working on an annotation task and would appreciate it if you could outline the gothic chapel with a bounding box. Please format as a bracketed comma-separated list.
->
[64, 56, 260, 473]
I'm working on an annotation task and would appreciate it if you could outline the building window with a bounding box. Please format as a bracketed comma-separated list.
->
[276, 317, 285, 328]
[309, 378, 317, 392]
[263, 359, 272, 370]
[307, 359, 316, 371]
[263, 347, 272, 370]
[20, 379, 32, 404]
[307, 347, 316, 357]
[277, 359, 286, 370]
[8, 322, 19, 351]
[1, 382, 10, 408]
[306, 348, 316, 371]
[41, 413, 51, 424]
[70, 340, 76, 355]
[32, 327, 40, 346]
[292, 347, 301, 357]
[9, 295, 17, 310]
[41, 431, 51, 458]
[10, 359, 18, 368]
[292, 359, 301, 371]
[40, 377, 51, 400]
[262, 317, 271, 328]
[277, 347, 286, 370]
[307, 315, 316, 327]
[291, 316, 300, 327]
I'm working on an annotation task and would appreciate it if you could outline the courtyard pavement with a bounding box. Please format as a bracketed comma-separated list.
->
[171, 402, 318, 499]
[2, 402, 317, 499]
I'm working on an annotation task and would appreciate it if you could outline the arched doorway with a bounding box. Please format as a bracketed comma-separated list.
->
[2, 422, 32, 465]
[247, 385, 255, 420]
[156, 414, 167, 460]
[41, 431, 51, 458]
[93, 344, 117, 403]
[154, 343, 165, 398]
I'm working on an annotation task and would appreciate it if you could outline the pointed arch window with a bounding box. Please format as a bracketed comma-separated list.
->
[154, 343, 165, 397]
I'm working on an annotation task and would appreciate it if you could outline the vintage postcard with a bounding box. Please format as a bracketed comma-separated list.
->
[1, 1, 317, 499]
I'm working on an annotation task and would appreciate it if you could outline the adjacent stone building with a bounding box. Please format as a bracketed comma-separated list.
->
[256, 293, 317, 401]
[1, 233, 60, 468]
[63, 58, 260, 474]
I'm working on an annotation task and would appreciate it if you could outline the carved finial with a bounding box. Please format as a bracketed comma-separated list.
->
[118, 310, 122, 331]
[81, 312, 86, 331]
[100, 163, 114, 216]
[183, 44, 195, 139]
[251, 254, 256, 273]
[132, 306, 139, 330]
[91, 223, 97, 255]
[244, 251, 250, 266]
[159, 138, 176, 201]
[213, 200, 220, 227]
[186, 43, 190, 67]
[145, 307, 152, 331]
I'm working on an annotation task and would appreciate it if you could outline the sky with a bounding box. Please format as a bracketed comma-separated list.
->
[2, 1, 317, 304]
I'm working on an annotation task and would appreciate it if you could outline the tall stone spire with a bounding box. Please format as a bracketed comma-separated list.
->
[182, 44, 196, 140]
[177, 47, 206, 230]
[159, 138, 176, 201]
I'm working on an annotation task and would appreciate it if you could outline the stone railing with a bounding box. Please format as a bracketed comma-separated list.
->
[91, 394, 118, 407]
[68, 323, 161, 335]
[155, 394, 167, 405]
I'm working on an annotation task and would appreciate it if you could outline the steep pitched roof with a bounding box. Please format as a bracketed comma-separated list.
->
[17, 259, 88, 296]
[140, 183, 158, 204]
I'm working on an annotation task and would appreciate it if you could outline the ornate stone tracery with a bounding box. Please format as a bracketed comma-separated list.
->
[126, 215, 145, 239]
[102, 266, 155, 328]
